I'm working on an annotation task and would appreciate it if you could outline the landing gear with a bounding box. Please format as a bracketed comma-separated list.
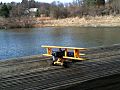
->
[52, 58, 71, 68]
[51, 50, 71, 68]
[63, 61, 70, 68]
[52, 58, 63, 66]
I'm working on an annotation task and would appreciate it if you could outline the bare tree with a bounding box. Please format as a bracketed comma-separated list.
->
[109, 0, 120, 14]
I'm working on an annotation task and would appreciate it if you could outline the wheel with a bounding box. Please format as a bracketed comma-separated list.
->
[63, 61, 70, 68]
[51, 61, 55, 66]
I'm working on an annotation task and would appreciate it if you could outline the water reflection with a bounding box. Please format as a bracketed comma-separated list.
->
[0, 27, 120, 60]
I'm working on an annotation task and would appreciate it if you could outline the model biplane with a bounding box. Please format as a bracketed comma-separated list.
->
[41, 45, 87, 67]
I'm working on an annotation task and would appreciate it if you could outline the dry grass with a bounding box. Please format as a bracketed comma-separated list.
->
[33, 15, 120, 27]
[1, 16, 120, 29]
[50, 16, 120, 27]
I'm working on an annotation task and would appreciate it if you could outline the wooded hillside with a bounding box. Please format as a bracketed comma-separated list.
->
[0, 0, 120, 18]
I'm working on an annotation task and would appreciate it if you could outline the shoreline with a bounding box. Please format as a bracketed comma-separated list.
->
[1, 15, 120, 29]
[33, 16, 120, 28]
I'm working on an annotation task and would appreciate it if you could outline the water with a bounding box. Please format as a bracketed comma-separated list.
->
[0, 27, 120, 60]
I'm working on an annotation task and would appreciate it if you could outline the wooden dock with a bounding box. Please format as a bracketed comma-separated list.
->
[1, 44, 120, 90]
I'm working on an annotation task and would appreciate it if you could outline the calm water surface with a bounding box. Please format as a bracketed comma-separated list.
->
[0, 27, 120, 60]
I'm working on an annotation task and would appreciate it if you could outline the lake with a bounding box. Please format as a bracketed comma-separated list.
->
[0, 27, 120, 60]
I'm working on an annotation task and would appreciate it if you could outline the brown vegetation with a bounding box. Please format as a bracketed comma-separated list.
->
[33, 16, 120, 27]
[0, 17, 34, 29]
[1, 15, 120, 29]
